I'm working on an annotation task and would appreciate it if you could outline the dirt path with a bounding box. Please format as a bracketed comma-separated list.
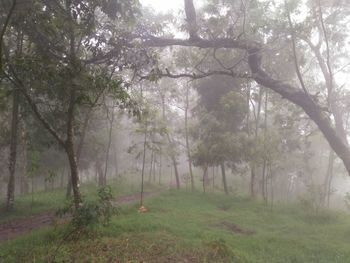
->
[0, 191, 155, 243]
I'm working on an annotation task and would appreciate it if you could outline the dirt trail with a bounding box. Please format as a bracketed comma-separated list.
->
[0, 191, 155, 243]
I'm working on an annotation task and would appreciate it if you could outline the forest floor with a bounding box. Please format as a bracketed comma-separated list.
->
[0, 191, 155, 242]
[1, 189, 350, 262]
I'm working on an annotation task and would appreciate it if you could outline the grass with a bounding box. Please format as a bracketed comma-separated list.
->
[1, 189, 350, 262]
[0, 177, 158, 223]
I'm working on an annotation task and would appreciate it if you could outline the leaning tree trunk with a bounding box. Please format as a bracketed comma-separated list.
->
[6, 88, 20, 210]
[136, 0, 350, 182]
[247, 48, 350, 176]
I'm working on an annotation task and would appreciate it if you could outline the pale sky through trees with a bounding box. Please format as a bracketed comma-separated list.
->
[140, 0, 185, 13]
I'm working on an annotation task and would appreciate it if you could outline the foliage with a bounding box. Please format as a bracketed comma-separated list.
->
[298, 184, 325, 214]
[57, 186, 116, 231]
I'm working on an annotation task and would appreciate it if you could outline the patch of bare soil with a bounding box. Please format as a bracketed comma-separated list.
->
[216, 221, 255, 236]
[0, 212, 58, 242]
[0, 191, 157, 243]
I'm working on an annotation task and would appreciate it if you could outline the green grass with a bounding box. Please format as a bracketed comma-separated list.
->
[0, 177, 158, 223]
[1, 190, 350, 262]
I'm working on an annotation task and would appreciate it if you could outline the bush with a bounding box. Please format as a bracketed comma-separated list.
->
[57, 186, 117, 232]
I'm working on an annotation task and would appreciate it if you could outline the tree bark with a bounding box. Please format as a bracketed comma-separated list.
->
[20, 120, 29, 194]
[6, 88, 19, 210]
[160, 92, 181, 189]
[96, 160, 104, 186]
[65, 138, 81, 208]
[202, 165, 208, 193]
[140, 127, 147, 206]
[262, 90, 268, 202]
[65, 80, 81, 208]
[220, 162, 228, 195]
[185, 85, 195, 191]
[104, 106, 115, 183]
[149, 149, 154, 182]
[323, 150, 335, 208]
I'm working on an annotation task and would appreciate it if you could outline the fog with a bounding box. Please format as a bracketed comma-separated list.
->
[1, 0, 350, 261]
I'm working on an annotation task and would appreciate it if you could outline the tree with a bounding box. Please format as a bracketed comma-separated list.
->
[192, 76, 247, 194]
[1, 0, 139, 208]
[133, 0, 350, 178]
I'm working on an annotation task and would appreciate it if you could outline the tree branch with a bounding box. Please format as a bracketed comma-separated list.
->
[0, 0, 16, 73]
[139, 68, 251, 81]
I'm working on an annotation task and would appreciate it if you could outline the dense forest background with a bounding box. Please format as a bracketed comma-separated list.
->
[1, 0, 350, 212]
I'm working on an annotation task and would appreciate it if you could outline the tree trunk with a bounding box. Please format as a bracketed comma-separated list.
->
[171, 155, 181, 189]
[65, 139, 81, 209]
[250, 167, 256, 198]
[140, 129, 147, 206]
[220, 163, 228, 195]
[202, 165, 208, 193]
[160, 91, 181, 189]
[104, 108, 115, 183]
[20, 120, 29, 194]
[261, 160, 267, 202]
[114, 143, 118, 177]
[185, 85, 195, 191]
[96, 160, 104, 186]
[323, 150, 335, 208]
[6, 88, 20, 210]
[262, 90, 268, 202]
[158, 149, 162, 185]
[65, 79, 81, 208]
[149, 149, 154, 182]
[250, 88, 263, 198]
